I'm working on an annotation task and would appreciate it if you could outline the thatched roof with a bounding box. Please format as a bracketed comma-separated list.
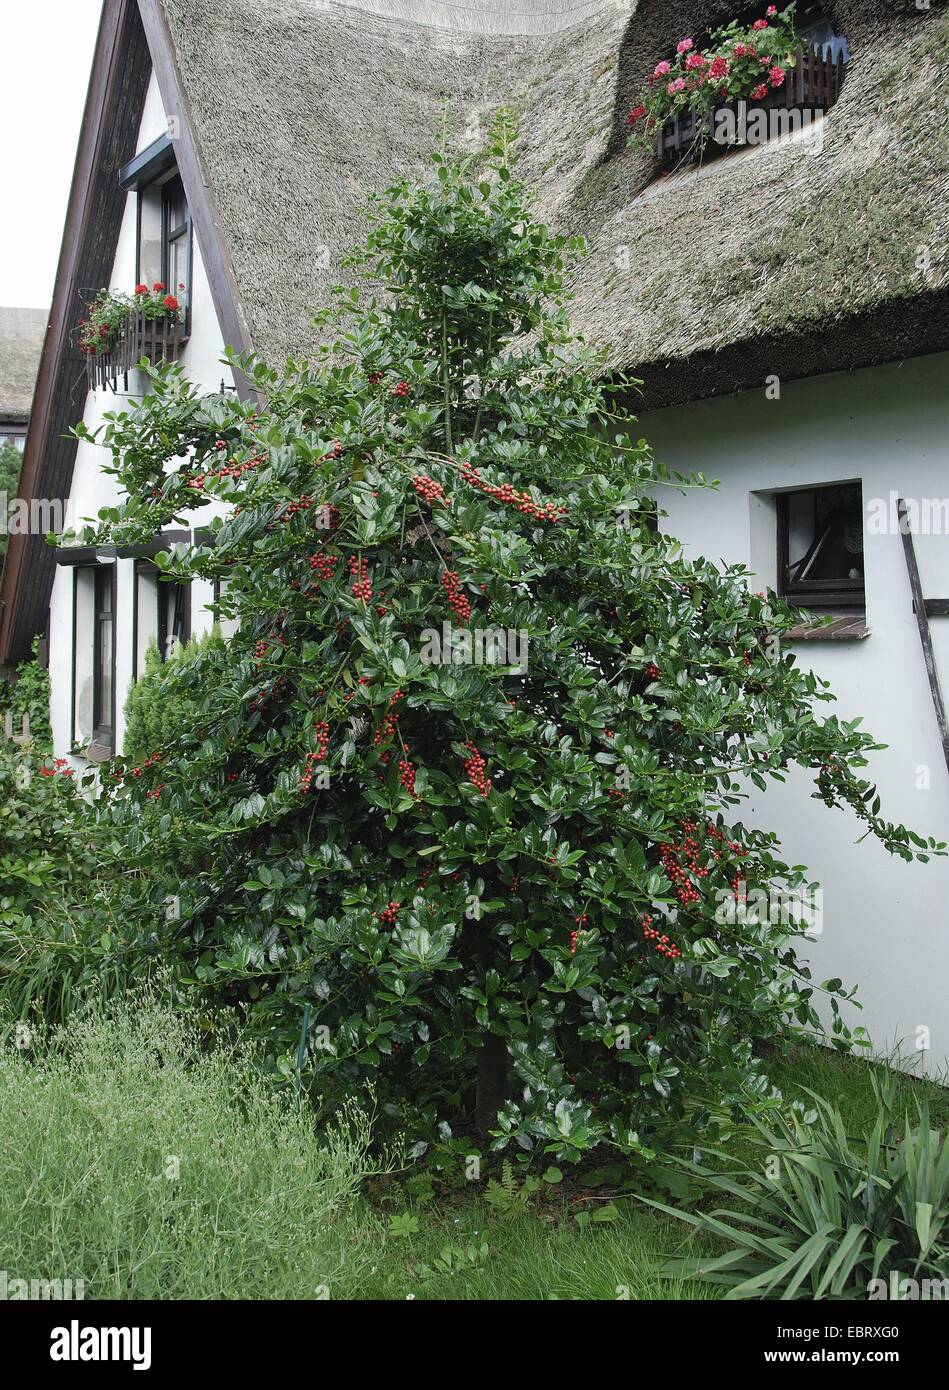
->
[158, 0, 949, 407]
[0, 307, 46, 421]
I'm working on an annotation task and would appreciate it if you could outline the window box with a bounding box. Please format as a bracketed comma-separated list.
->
[655, 43, 845, 167]
[85, 309, 188, 392]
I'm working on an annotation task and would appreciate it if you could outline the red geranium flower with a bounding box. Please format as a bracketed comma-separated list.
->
[134, 283, 148, 295]
[769, 66, 786, 87]
[627, 104, 646, 125]
[750, 82, 769, 100]
[752, 18, 769, 29]
[152, 281, 166, 292]
[709, 56, 728, 79]
[162, 294, 180, 312]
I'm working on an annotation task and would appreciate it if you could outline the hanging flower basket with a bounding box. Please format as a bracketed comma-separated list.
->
[77, 283, 188, 391]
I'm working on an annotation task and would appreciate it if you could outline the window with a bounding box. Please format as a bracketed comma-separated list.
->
[93, 566, 115, 738]
[161, 173, 191, 311]
[133, 560, 191, 677]
[799, 6, 850, 63]
[133, 167, 191, 328]
[777, 482, 864, 610]
[159, 577, 191, 659]
[650, 3, 848, 169]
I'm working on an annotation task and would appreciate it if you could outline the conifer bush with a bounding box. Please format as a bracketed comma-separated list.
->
[123, 628, 226, 764]
[70, 124, 940, 1163]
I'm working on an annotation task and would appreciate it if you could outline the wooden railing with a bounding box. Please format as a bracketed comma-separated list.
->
[656, 44, 847, 166]
[85, 310, 188, 392]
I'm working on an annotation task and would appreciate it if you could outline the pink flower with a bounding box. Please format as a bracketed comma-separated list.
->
[627, 104, 646, 124]
[667, 81, 677, 95]
[685, 52, 707, 70]
[753, 18, 769, 30]
[676, 37, 694, 54]
[654, 60, 671, 77]
[709, 55, 729, 79]
[750, 82, 769, 100]
[769, 65, 786, 87]
[673, 76, 686, 91]
[734, 43, 747, 57]
[766, 4, 778, 13]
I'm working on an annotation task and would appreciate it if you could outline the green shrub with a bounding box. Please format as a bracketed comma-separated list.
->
[122, 626, 227, 763]
[69, 123, 940, 1165]
[0, 636, 52, 753]
[645, 1071, 949, 1299]
[0, 994, 383, 1298]
[0, 739, 169, 1023]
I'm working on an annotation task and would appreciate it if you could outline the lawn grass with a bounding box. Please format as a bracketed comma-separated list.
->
[356, 1044, 949, 1300]
[768, 1043, 949, 1134]
[357, 1199, 716, 1301]
[2, 999, 945, 1301]
[0, 995, 384, 1300]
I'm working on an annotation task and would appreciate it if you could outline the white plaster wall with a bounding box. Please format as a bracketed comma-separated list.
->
[49, 71, 229, 759]
[638, 351, 949, 1074]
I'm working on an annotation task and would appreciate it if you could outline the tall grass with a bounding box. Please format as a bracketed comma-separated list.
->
[0, 995, 383, 1299]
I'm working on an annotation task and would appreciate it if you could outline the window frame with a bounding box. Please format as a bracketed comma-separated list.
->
[776, 482, 865, 612]
[134, 167, 193, 334]
[92, 564, 116, 741]
[133, 559, 192, 677]
[161, 172, 192, 323]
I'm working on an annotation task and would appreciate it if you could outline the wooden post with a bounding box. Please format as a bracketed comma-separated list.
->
[898, 498, 949, 776]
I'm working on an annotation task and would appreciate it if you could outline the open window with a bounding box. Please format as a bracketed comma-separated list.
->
[777, 481, 865, 617]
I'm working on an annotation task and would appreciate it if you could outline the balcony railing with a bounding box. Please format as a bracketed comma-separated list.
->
[85, 310, 188, 392]
[656, 44, 847, 167]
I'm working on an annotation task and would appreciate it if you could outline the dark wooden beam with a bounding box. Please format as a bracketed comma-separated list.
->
[898, 498, 949, 776]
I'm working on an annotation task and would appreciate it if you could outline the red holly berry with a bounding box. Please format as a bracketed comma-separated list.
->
[460, 464, 567, 525]
[411, 473, 450, 507]
[460, 741, 491, 797]
[440, 570, 471, 622]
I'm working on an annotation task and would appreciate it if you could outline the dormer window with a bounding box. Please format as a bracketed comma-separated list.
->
[120, 134, 192, 327]
[629, 3, 849, 169]
[76, 136, 192, 390]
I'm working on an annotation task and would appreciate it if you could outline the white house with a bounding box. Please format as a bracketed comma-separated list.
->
[1, 0, 946, 1070]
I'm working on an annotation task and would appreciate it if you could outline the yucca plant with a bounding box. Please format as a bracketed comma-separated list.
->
[643, 1071, 949, 1299]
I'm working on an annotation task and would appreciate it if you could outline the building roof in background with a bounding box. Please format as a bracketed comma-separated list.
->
[157, 0, 949, 406]
[0, 307, 47, 421]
